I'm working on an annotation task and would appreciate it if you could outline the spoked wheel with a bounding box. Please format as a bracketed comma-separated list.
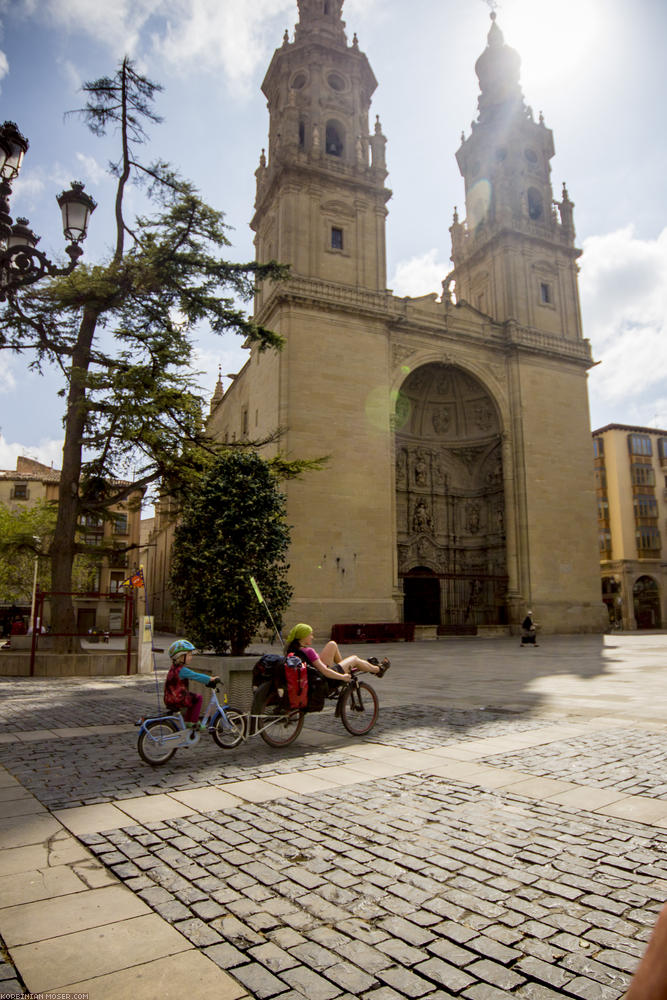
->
[138, 718, 179, 766]
[211, 707, 246, 749]
[252, 681, 305, 748]
[339, 680, 379, 736]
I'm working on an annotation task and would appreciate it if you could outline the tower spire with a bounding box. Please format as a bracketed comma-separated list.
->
[295, 0, 346, 45]
[474, 11, 524, 123]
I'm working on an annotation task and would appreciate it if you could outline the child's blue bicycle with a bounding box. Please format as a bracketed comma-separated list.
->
[136, 679, 246, 766]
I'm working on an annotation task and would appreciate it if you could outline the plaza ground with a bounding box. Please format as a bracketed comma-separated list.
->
[0, 632, 665, 998]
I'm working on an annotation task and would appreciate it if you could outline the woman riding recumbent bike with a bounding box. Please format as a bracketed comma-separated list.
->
[251, 629, 388, 747]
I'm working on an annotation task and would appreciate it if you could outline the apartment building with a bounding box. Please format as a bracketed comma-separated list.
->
[0, 456, 143, 632]
[593, 424, 667, 630]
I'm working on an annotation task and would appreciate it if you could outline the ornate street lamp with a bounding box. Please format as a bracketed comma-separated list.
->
[0, 121, 96, 301]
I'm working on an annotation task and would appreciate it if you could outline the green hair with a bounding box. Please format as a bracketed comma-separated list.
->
[285, 623, 313, 649]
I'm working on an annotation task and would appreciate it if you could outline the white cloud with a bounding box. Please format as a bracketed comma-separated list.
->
[75, 152, 108, 186]
[581, 225, 667, 427]
[16, 0, 382, 96]
[0, 434, 63, 472]
[0, 365, 15, 394]
[152, 0, 294, 93]
[390, 248, 449, 298]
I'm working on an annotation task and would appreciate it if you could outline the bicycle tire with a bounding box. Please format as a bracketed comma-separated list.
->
[252, 681, 305, 748]
[137, 718, 179, 766]
[339, 680, 379, 736]
[211, 707, 246, 749]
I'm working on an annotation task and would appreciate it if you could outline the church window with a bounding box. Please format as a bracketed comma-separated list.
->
[528, 188, 543, 220]
[495, 147, 507, 162]
[539, 281, 552, 304]
[299, 120, 305, 148]
[324, 1, 330, 12]
[524, 148, 538, 163]
[325, 121, 344, 157]
[290, 72, 306, 90]
[327, 72, 345, 92]
[331, 227, 343, 250]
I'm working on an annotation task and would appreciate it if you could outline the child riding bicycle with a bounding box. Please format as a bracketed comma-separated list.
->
[165, 639, 220, 730]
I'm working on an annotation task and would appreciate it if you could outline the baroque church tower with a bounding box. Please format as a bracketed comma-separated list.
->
[206, 2, 606, 637]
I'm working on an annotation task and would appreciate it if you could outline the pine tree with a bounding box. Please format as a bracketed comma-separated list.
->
[1, 58, 287, 648]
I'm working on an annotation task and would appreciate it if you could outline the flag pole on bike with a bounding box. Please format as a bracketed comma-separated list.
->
[249, 576, 284, 646]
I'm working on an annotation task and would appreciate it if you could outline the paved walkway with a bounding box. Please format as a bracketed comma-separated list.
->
[0, 633, 665, 998]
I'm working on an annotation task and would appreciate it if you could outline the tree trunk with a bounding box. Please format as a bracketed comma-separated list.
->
[51, 306, 98, 652]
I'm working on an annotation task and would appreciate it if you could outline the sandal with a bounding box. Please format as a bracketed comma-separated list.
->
[368, 657, 380, 666]
[377, 658, 391, 678]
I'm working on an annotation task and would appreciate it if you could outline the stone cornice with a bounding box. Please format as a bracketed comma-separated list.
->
[453, 219, 581, 269]
[254, 276, 594, 368]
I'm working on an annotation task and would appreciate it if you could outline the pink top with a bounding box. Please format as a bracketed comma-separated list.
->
[300, 646, 319, 665]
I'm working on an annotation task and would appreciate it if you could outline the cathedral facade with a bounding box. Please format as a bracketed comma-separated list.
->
[206, 0, 607, 637]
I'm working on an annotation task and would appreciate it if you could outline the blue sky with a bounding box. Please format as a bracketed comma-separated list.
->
[1, 0, 666, 473]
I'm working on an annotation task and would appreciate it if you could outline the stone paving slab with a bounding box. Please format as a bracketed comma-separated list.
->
[0, 884, 150, 947]
[62, 949, 249, 1000]
[11, 912, 192, 992]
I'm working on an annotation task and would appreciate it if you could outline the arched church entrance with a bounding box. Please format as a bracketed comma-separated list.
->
[633, 575, 661, 629]
[395, 363, 507, 629]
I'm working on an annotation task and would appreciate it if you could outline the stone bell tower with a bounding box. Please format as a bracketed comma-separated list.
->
[252, 0, 390, 306]
[443, 13, 606, 633]
[448, 12, 582, 341]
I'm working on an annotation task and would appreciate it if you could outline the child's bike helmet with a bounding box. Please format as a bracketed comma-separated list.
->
[168, 639, 195, 660]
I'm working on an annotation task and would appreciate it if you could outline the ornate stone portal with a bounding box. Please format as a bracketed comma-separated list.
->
[396, 364, 506, 625]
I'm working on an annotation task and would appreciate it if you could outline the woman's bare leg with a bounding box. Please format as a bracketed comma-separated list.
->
[319, 642, 380, 675]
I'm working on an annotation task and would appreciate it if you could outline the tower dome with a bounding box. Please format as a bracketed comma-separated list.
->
[474, 13, 523, 121]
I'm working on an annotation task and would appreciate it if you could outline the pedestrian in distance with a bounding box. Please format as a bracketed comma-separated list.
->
[164, 639, 220, 731]
[520, 610, 539, 647]
[284, 623, 390, 681]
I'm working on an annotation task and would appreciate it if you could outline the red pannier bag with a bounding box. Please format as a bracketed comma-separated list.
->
[284, 653, 308, 709]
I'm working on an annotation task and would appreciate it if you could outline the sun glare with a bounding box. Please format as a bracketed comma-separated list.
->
[497, 0, 602, 94]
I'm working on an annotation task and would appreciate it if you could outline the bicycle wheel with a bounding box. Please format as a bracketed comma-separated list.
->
[138, 718, 179, 766]
[252, 681, 305, 748]
[339, 680, 379, 736]
[211, 707, 246, 749]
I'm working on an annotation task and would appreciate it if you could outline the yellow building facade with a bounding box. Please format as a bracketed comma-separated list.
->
[0, 456, 143, 632]
[205, 1, 607, 638]
[594, 424, 667, 630]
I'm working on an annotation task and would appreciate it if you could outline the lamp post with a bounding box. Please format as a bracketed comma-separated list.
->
[29, 535, 41, 635]
[0, 121, 96, 300]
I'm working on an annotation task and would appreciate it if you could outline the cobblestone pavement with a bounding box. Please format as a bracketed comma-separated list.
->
[78, 775, 665, 1000]
[1, 635, 666, 998]
[0, 704, 556, 811]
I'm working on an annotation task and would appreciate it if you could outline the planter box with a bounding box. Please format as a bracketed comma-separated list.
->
[0, 651, 138, 677]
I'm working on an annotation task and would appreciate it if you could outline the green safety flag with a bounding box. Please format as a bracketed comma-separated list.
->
[250, 576, 263, 604]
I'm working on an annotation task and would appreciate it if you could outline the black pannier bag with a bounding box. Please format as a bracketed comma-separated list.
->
[252, 653, 286, 693]
[306, 666, 329, 712]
